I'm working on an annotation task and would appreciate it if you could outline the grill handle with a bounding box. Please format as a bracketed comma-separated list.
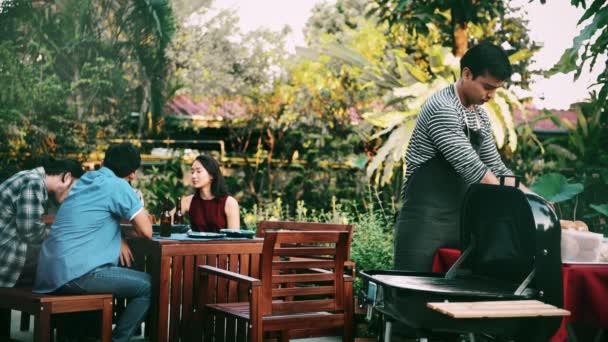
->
[499, 175, 521, 188]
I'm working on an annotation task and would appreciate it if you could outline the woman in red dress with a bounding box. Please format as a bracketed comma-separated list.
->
[180, 155, 240, 232]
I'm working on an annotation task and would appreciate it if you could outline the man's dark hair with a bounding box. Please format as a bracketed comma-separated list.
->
[460, 41, 512, 81]
[40, 156, 85, 179]
[194, 154, 229, 199]
[103, 143, 141, 178]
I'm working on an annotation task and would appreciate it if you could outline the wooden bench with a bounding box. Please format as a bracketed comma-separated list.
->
[0, 287, 113, 342]
[427, 300, 570, 318]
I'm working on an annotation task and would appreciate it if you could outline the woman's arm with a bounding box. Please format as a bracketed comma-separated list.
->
[182, 195, 193, 213]
[224, 196, 240, 230]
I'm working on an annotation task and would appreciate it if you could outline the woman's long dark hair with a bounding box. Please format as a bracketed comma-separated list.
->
[194, 155, 229, 199]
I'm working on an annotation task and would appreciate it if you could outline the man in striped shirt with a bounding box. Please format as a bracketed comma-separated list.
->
[394, 42, 532, 272]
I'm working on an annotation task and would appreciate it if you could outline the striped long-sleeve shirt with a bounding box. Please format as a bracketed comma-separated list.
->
[402, 84, 512, 197]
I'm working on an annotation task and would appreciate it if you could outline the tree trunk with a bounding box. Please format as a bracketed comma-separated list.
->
[137, 77, 151, 138]
[265, 128, 275, 199]
[451, 6, 468, 57]
[70, 66, 84, 121]
[453, 22, 468, 57]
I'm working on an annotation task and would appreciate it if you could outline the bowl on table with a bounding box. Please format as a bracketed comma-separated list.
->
[151, 224, 191, 234]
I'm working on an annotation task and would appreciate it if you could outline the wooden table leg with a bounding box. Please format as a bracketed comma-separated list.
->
[34, 303, 51, 342]
[0, 308, 10, 339]
[157, 255, 171, 342]
[20, 311, 30, 331]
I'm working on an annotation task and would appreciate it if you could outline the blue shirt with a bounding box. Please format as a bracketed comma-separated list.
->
[34, 167, 143, 293]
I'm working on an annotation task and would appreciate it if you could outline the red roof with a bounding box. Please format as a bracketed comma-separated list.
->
[513, 104, 577, 131]
[165, 95, 579, 132]
[164, 95, 248, 119]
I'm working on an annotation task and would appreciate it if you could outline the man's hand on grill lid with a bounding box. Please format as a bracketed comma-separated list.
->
[480, 170, 534, 194]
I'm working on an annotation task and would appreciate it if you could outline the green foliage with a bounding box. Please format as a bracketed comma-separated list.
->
[167, 5, 290, 98]
[538, 100, 608, 169]
[530, 173, 584, 203]
[0, 0, 176, 171]
[590, 204, 608, 217]
[349, 210, 394, 278]
[546, 0, 608, 107]
[509, 99, 607, 235]
[189, 8, 380, 212]
[306, 40, 522, 189]
[304, 0, 370, 46]
[369, 0, 504, 38]
[225, 113, 367, 213]
[132, 159, 185, 215]
[367, 1, 540, 90]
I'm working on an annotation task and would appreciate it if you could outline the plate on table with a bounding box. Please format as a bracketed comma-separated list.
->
[220, 229, 256, 238]
[187, 231, 226, 239]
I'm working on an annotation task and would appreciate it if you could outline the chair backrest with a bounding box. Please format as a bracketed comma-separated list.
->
[259, 230, 350, 316]
[256, 221, 354, 259]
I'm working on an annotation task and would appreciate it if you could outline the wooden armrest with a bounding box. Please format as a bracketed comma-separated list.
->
[198, 265, 261, 286]
[344, 274, 353, 282]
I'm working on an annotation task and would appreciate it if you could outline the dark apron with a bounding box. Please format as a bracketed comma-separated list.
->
[394, 126, 483, 272]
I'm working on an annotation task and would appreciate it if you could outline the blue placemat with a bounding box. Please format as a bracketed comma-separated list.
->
[152, 233, 251, 241]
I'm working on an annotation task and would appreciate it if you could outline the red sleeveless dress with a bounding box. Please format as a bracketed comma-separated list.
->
[188, 194, 229, 232]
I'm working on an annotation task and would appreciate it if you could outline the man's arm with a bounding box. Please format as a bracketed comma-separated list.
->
[16, 179, 46, 244]
[130, 209, 153, 239]
[426, 107, 488, 184]
[475, 109, 533, 192]
[120, 209, 151, 267]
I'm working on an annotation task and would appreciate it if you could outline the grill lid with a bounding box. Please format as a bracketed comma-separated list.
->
[459, 181, 562, 308]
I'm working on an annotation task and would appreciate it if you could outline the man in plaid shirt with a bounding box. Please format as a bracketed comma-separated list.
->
[0, 157, 83, 287]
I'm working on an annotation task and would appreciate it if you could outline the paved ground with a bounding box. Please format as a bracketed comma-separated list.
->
[8, 310, 341, 341]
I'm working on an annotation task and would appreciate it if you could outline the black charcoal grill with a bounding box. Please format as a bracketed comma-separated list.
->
[361, 179, 563, 341]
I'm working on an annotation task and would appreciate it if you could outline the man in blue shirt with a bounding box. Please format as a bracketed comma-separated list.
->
[35, 143, 153, 342]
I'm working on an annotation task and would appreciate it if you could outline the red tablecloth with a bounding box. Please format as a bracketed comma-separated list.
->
[432, 248, 608, 342]
[431, 247, 462, 273]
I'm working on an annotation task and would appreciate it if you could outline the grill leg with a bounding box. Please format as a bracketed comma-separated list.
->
[383, 320, 391, 342]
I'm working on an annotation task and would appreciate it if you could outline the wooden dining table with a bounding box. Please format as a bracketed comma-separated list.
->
[127, 234, 264, 342]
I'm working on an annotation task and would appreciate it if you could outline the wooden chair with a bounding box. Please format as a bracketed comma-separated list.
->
[198, 230, 353, 341]
[256, 221, 356, 276]
[0, 287, 113, 342]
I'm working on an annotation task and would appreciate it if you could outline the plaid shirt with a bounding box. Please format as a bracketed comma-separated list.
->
[0, 167, 47, 287]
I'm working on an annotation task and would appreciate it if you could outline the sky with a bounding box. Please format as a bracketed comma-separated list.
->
[212, 0, 602, 110]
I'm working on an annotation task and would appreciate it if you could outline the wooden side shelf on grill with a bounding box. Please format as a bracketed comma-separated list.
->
[427, 300, 570, 319]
